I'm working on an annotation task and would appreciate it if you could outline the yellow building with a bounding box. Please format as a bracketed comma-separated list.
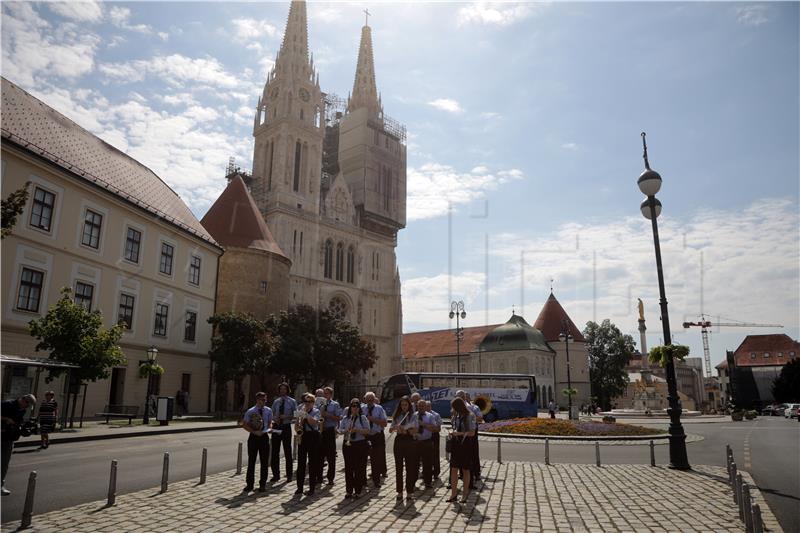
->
[1, 77, 222, 418]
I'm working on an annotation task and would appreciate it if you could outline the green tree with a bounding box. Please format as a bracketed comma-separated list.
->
[208, 312, 273, 414]
[772, 358, 800, 402]
[1, 181, 30, 239]
[583, 319, 636, 410]
[267, 304, 377, 388]
[29, 287, 126, 425]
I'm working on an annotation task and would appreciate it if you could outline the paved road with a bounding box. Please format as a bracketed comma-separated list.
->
[2, 417, 797, 530]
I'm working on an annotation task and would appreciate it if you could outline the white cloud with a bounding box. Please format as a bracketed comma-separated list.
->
[481, 111, 501, 120]
[735, 5, 769, 26]
[561, 142, 578, 150]
[457, 1, 540, 27]
[47, 1, 103, 23]
[407, 163, 524, 221]
[99, 54, 241, 89]
[108, 6, 152, 34]
[428, 98, 463, 113]
[1, 3, 99, 85]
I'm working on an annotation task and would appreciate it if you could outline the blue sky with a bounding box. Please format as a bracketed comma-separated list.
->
[2, 1, 798, 370]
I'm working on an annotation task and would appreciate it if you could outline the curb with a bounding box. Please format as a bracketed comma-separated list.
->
[14, 424, 238, 448]
[478, 430, 669, 441]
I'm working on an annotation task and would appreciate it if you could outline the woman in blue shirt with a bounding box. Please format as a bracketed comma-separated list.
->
[338, 399, 370, 498]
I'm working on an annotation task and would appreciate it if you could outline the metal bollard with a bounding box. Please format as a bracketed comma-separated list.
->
[650, 440, 655, 467]
[20, 471, 37, 529]
[730, 462, 738, 494]
[742, 484, 753, 532]
[496, 438, 502, 464]
[545, 438, 550, 465]
[736, 473, 744, 520]
[752, 503, 763, 533]
[595, 441, 601, 467]
[107, 460, 118, 506]
[160, 452, 170, 493]
[236, 442, 243, 475]
[200, 448, 208, 484]
[726, 443, 731, 468]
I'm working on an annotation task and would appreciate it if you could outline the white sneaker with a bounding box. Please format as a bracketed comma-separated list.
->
[1, 486, 10, 496]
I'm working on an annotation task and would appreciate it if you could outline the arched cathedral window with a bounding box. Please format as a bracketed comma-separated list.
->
[335, 242, 344, 281]
[329, 297, 348, 321]
[346, 246, 355, 284]
[323, 239, 333, 279]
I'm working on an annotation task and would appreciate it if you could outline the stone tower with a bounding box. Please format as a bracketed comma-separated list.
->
[248, 1, 407, 389]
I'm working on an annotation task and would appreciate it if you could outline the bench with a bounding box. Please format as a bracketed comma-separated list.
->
[96, 405, 140, 424]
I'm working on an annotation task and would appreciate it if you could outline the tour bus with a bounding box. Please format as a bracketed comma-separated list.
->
[378, 372, 537, 421]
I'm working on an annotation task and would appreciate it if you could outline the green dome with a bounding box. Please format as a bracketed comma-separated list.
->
[479, 314, 553, 353]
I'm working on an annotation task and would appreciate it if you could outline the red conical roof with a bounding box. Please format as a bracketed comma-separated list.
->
[533, 292, 585, 342]
[200, 176, 288, 261]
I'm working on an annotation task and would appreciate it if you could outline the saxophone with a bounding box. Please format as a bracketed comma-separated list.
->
[294, 405, 307, 446]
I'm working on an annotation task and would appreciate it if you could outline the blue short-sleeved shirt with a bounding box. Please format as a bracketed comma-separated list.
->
[272, 396, 297, 426]
[416, 411, 439, 440]
[243, 404, 273, 432]
[391, 411, 418, 434]
[300, 407, 321, 432]
[361, 403, 387, 435]
[320, 399, 341, 429]
[338, 414, 369, 442]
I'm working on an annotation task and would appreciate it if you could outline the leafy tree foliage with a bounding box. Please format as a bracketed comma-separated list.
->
[28, 287, 126, 424]
[772, 358, 800, 402]
[266, 304, 377, 388]
[648, 344, 690, 367]
[583, 319, 636, 410]
[1, 181, 30, 239]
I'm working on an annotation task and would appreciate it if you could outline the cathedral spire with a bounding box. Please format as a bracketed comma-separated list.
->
[348, 18, 382, 117]
[275, 0, 312, 80]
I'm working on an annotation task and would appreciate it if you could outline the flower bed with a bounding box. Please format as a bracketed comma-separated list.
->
[480, 418, 666, 437]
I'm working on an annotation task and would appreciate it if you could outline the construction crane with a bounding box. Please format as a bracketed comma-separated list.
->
[682, 317, 783, 377]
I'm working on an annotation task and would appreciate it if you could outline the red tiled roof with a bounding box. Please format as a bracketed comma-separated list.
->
[402, 324, 498, 359]
[200, 175, 288, 261]
[731, 334, 799, 367]
[533, 292, 585, 342]
[1, 77, 217, 247]
[715, 359, 728, 369]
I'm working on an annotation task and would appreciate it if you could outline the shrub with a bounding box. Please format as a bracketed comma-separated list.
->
[731, 411, 744, 421]
[602, 415, 616, 424]
[745, 410, 757, 420]
[480, 417, 664, 437]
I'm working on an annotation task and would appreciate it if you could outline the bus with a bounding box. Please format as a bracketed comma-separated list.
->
[378, 372, 537, 422]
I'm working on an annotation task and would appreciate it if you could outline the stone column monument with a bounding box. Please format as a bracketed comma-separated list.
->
[638, 298, 649, 371]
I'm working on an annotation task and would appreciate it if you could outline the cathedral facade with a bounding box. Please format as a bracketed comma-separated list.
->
[246, 1, 406, 386]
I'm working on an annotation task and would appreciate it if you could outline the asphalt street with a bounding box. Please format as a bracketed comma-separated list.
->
[2, 417, 797, 531]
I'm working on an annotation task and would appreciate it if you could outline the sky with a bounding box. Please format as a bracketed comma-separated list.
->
[2, 1, 798, 372]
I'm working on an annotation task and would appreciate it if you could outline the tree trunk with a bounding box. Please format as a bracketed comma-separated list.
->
[69, 390, 79, 428]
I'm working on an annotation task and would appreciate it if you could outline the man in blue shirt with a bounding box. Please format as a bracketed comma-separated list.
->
[317, 386, 341, 485]
[242, 392, 273, 492]
[361, 391, 387, 487]
[295, 393, 321, 495]
[270, 383, 297, 482]
[425, 401, 443, 479]
[416, 400, 440, 488]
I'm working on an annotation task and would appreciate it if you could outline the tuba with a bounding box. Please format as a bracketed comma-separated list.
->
[474, 395, 493, 415]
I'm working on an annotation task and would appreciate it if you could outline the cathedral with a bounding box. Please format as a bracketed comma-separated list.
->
[212, 0, 407, 390]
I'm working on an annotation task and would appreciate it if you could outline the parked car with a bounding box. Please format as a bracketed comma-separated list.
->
[783, 403, 800, 419]
[761, 404, 776, 416]
[763, 403, 788, 416]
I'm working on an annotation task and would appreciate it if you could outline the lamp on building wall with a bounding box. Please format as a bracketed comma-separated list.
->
[637, 132, 689, 470]
[142, 346, 158, 425]
[449, 301, 466, 374]
[558, 321, 575, 420]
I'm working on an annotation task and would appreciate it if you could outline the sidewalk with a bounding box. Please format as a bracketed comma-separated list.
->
[1, 459, 782, 532]
[15, 418, 237, 448]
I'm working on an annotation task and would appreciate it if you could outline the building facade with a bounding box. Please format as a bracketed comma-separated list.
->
[1, 78, 222, 416]
[402, 293, 591, 410]
[246, 0, 406, 388]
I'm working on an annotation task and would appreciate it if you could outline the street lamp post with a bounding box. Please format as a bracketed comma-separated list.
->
[449, 301, 466, 374]
[142, 346, 158, 425]
[558, 322, 574, 420]
[637, 132, 690, 470]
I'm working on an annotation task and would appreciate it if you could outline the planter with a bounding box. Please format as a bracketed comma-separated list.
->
[745, 410, 757, 420]
[731, 412, 744, 421]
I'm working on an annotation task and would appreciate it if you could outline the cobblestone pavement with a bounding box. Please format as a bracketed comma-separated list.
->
[2, 459, 780, 533]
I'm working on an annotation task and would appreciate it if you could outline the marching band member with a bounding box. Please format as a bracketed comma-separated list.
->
[270, 383, 297, 482]
[464, 392, 484, 486]
[416, 400, 440, 489]
[409, 392, 421, 412]
[447, 397, 476, 503]
[338, 398, 370, 498]
[389, 396, 419, 500]
[241, 392, 273, 493]
[427, 401, 443, 480]
[294, 393, 321, 496]
[362, 392, 388, 486]
[318, 386, 341, 485]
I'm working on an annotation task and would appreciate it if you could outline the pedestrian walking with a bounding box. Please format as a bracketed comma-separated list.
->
[389, 396, 418, 501]
[1, 394, 36, 496]
[447, 397, 476, 503]
[37, 391, 57, 449]
[548, 400, 556, 419]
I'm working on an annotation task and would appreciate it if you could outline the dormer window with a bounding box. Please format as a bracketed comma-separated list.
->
[750, 352, 756, 359]
[764, 352, 770, 358]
